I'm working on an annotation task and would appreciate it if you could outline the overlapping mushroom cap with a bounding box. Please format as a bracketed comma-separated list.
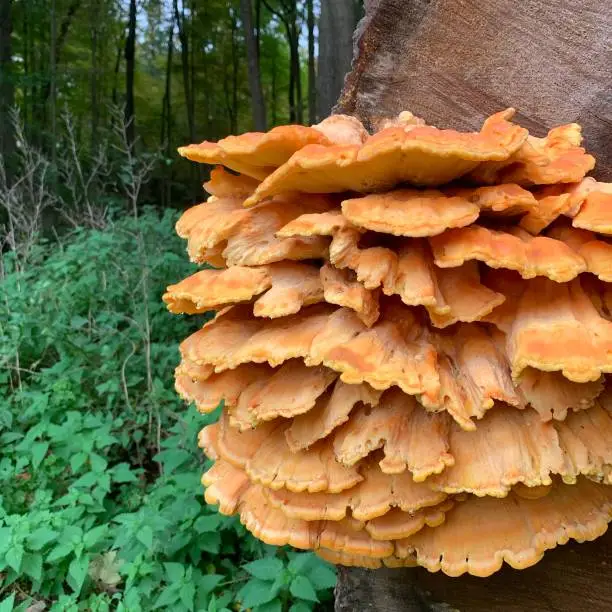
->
[167, 111, 612, 577]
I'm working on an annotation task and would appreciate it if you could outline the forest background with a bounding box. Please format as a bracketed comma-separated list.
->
[0, 0, 362, 610]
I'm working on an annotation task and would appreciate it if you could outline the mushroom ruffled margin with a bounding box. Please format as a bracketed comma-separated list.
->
[166, 112, 612, 577]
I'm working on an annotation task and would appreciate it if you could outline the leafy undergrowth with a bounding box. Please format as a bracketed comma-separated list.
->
[0, 210, 336, 611]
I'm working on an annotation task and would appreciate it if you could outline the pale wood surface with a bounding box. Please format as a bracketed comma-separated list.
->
[336, 0, 612, 180]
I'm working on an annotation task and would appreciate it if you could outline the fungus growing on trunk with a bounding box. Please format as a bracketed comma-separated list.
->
[167, 111, 612, 576]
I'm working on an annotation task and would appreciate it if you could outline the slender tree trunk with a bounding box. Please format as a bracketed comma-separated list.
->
[317, 0, 355, 118]
[291, 16, 303, 124]
[174, 0, 195, 144]
[22, 9, 29, 133]
[125, 0, 137, 147]
[231, 9, 239, 133]
[307, 0, 316, 124]
[160, 21, 173, 207]
[49, 0, 57, 169]
[281, 20, 296, 123]
[111, 36, 122, 106]
[90, 0, 100, 152]
[271, 44, 277, 125]
[189, 0, 196, 143]
[240, 0, 266, 130]
[0, 0, 15, 169]
[41, 0, 81, 108]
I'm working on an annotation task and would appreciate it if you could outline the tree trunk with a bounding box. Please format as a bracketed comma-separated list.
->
[90, 0, 100, 152]
[160, 21, 174, 208]
[307, 0, 316, 124]
[334, 0, 612, 603]
[49, 0, 57, 168]
[271, 44, 277, 126]
[175, 0, 195, 144]
[240, 0, 267, 131]
[335, 535, 612, 611]
[290, 14, 302, 124]
[124, 0, 137, 148]
[317, 0, 355, 119]
[0, 0, 15, 168]
[111, 36, 123, 106]
[231, 8, 239, 133]
[336, 0, 611, 179]
[41, 0, 81, 108]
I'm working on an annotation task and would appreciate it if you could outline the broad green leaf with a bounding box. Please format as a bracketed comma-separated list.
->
[254, 600, 282, 612]
[21, 552, 43, 582]
[72, 471, 97, 488]
[179, 581, 195, 611]
[31, 442, 49, 469]
[47, 543, 73, 562]
[289, 603, 313, 612]
[154, 449, 191, 474]
[67, 554, 90, 594]
[164, 562, 185, 583]
[0, 593, 15, 612]
[196, 574, 223, 595]
[136, 526, 154, 549]
[243, 557, 284, 581]
[306, 563, 336, 590]
[89, 452, 108, 473]
[193, 515, 221, 533]
[290, 576, 319, 603]
[27, 527, 59, 550]
[84, 525, 108, 548]
[70, 451, 88, 473]
[152, 585, 180, 609]
[198, 532, 221, 554]
[5, 545, 23, 573]
[237, 578, 277, 609]
[111, 463, 138, 483]
[287, 552, 317, 575]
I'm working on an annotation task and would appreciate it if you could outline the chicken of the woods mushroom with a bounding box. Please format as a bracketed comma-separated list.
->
[164, 110, 612, 577]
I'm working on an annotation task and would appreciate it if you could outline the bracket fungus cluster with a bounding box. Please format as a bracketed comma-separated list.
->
[165, 110, 612, 577]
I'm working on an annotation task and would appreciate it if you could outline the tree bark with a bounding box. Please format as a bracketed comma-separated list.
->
[0, 0, 15, 168]
[111, 35, 123, 107]
[174, 0, 195, 144]
[240, 0, 267, 131]
[317, 0, 355, 119]
[336, 0, 612, 179]
[124, 0, 137, 148]
[334, 533, 612, 612]
[307, 0, 316, 124]
[160, 20, 174, 208]
[289, 8, 302, 124]
[334, 1, 612, 604]
[90, 0, 100, 152]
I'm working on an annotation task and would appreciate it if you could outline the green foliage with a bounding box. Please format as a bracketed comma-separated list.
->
[0, 209, 335, 610]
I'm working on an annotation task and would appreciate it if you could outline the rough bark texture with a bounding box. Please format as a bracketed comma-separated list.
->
[334, 0, 612, 609]
[240, 0, 267, 131]
[336, 0, 612, 180]
[334, 532, 612, 611]
[317, 0, 356, 119]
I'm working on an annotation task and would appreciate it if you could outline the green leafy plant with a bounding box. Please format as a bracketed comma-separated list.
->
[0, 209, 336, 611]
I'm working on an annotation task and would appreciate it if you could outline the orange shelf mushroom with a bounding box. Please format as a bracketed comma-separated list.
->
[166, 112, 612, 577]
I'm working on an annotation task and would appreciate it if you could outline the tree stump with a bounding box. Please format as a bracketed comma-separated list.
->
[334, 1, 612, 609]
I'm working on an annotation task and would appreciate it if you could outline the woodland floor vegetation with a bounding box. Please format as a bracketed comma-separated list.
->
[0, 123, 336, 611]
[0, 0, 360, 606]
